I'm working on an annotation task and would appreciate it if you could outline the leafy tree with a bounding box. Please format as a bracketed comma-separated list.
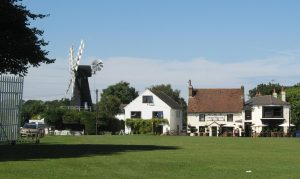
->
[99, 95, 122, 117]
[150, 84, 187, 125]
[97, 81, 138, 133]
[286, 86, 300, 128]
[101, 81, 138, 104]
[248, 82, 283, 98]
[43, 107, 65, 129]
[0, 0, 55, 76]
[21, 100, 45, 125]
[80, 111, 96, 135]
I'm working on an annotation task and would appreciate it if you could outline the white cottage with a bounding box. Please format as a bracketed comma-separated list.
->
[243, 89, 291, 137]
[187, 80, 244, 136]
[124, 89, 183, 134]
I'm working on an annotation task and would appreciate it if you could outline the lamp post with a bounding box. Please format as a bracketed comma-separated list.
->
[95, 89, 99, 135]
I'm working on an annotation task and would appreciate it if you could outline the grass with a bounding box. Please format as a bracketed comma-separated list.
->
[0, 135, 300, 179]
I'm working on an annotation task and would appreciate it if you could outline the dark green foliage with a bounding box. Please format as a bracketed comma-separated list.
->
[286, 86, 300, 128]
[126, 118, 168, 134]
[0, 0, 55, 76]
[21, 100, 45, 125]
[99, 95, 122, 117]
[248, 82, 282, 98]
[43, 107, 64, 129]
[80, 111, 96, 135]
[97, 81, 138, 133]
[63, 110, 81, 124]
[101, 81, 138, 104]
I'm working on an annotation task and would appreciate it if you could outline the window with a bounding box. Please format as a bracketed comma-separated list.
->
[263, 106, 283, 118]
[245, 110, 252, 120]
[153, 111, 163, 118]
[142, 96, 153, 103]
[131, 111, 141, 118]
[227, 114, 233, 122]
[199, 126, 205, 133]
[199, 114, 205, 121]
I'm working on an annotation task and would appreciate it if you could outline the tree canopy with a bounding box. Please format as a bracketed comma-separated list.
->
[0, 0, 55, 76]
[101, 81, 138, 104]
[248, 82, 282, 98]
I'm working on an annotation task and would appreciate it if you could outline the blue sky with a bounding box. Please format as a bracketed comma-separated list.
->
[22, 0, 300, 101]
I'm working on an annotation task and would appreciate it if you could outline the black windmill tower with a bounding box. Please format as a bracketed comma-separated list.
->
[66, 40, 103, 109]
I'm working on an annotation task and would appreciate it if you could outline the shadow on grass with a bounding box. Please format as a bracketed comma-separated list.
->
[0, 144, 179, 162]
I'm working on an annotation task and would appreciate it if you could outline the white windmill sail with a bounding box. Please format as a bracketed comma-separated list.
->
[66, 40, 85, 97]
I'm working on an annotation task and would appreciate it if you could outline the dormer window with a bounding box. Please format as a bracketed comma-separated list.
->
[143, 96, 153, 103]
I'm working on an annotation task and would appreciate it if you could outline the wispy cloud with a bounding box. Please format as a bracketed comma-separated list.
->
[23, 54, 300, 101]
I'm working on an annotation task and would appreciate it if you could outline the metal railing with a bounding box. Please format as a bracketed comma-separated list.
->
[0, 75, 24, 143]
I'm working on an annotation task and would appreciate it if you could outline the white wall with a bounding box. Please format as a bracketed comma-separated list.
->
[187, 112, 243, 136]
[124, 89, 182, 134]
[249, 105, 290, 133]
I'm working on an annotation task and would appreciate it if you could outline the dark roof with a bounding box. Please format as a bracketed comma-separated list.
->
[188, 88, 244, 113]
[150, 90, 182, 110]
[245, 95, 289, 106]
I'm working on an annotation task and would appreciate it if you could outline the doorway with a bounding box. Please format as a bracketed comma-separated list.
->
[244, 122, 252, 137]
[211, 127, 218, 136]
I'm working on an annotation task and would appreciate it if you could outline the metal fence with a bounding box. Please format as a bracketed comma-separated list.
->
[0, 75, 24, 143]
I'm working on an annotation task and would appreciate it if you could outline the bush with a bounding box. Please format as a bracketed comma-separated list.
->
[126, 118, 168, 134]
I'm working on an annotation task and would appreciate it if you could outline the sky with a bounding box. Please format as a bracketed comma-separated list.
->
[21, 0, 300, 102]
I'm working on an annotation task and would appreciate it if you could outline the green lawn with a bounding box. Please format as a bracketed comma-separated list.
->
[0, 136, 300, 179]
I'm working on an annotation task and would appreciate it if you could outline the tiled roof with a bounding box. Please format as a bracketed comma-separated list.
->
[245, 95, 289, 106]
[150, 90, 182, 110]
[188, 88, 244, 113]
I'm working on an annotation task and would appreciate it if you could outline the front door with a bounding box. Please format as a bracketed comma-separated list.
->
[211, 127, 218, 136]
[244, 122, 252, 137]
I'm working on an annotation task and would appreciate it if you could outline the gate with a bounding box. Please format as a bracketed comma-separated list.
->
[0, 75, 24, 144]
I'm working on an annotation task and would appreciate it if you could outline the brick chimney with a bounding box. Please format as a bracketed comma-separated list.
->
[241, 85, 245, 103]
[188, 80, 193, 97]
[272, 88, 277, 98]
[281, 87, 286, 102]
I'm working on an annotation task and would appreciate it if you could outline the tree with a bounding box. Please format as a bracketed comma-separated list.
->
[101, 81, 138, 104]
[21, 100, 45, 125]
[286, 85, 300, 127]
[150, 84, 187, 125]
[248, 82, 282, 98]
[99, 95, 122, 117]
[0, 0, 55, 76]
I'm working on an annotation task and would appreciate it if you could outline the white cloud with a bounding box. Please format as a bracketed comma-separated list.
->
[23, 54, 300, 102]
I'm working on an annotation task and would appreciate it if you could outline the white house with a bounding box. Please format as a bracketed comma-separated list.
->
[187, 80, 245, 136]
[243, 89, 291, 136]
[124, 89, 183, 134]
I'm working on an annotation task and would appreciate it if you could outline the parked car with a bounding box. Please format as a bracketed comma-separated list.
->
[20, 123, 45, 137]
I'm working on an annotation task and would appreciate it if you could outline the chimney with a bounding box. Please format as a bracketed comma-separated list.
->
[255, 91, 261, 96]
[272, 88, 277, 98]
[241, 85, 245, 103]
[281, 87, 286, 102]
[188, 80, 193, 97]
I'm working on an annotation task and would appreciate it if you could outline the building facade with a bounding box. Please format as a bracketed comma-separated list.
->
[124, 89, 183, 134]
[187, 80, 244, 136]
[243, 89, 290, 137]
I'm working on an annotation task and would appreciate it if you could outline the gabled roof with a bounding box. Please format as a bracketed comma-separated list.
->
[245, 95, 289, 106]
[188, 88, 244, 113]
[150, 89, 182, 110]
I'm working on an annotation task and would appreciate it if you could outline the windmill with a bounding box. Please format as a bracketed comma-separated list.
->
[66, 40, 103, 109]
